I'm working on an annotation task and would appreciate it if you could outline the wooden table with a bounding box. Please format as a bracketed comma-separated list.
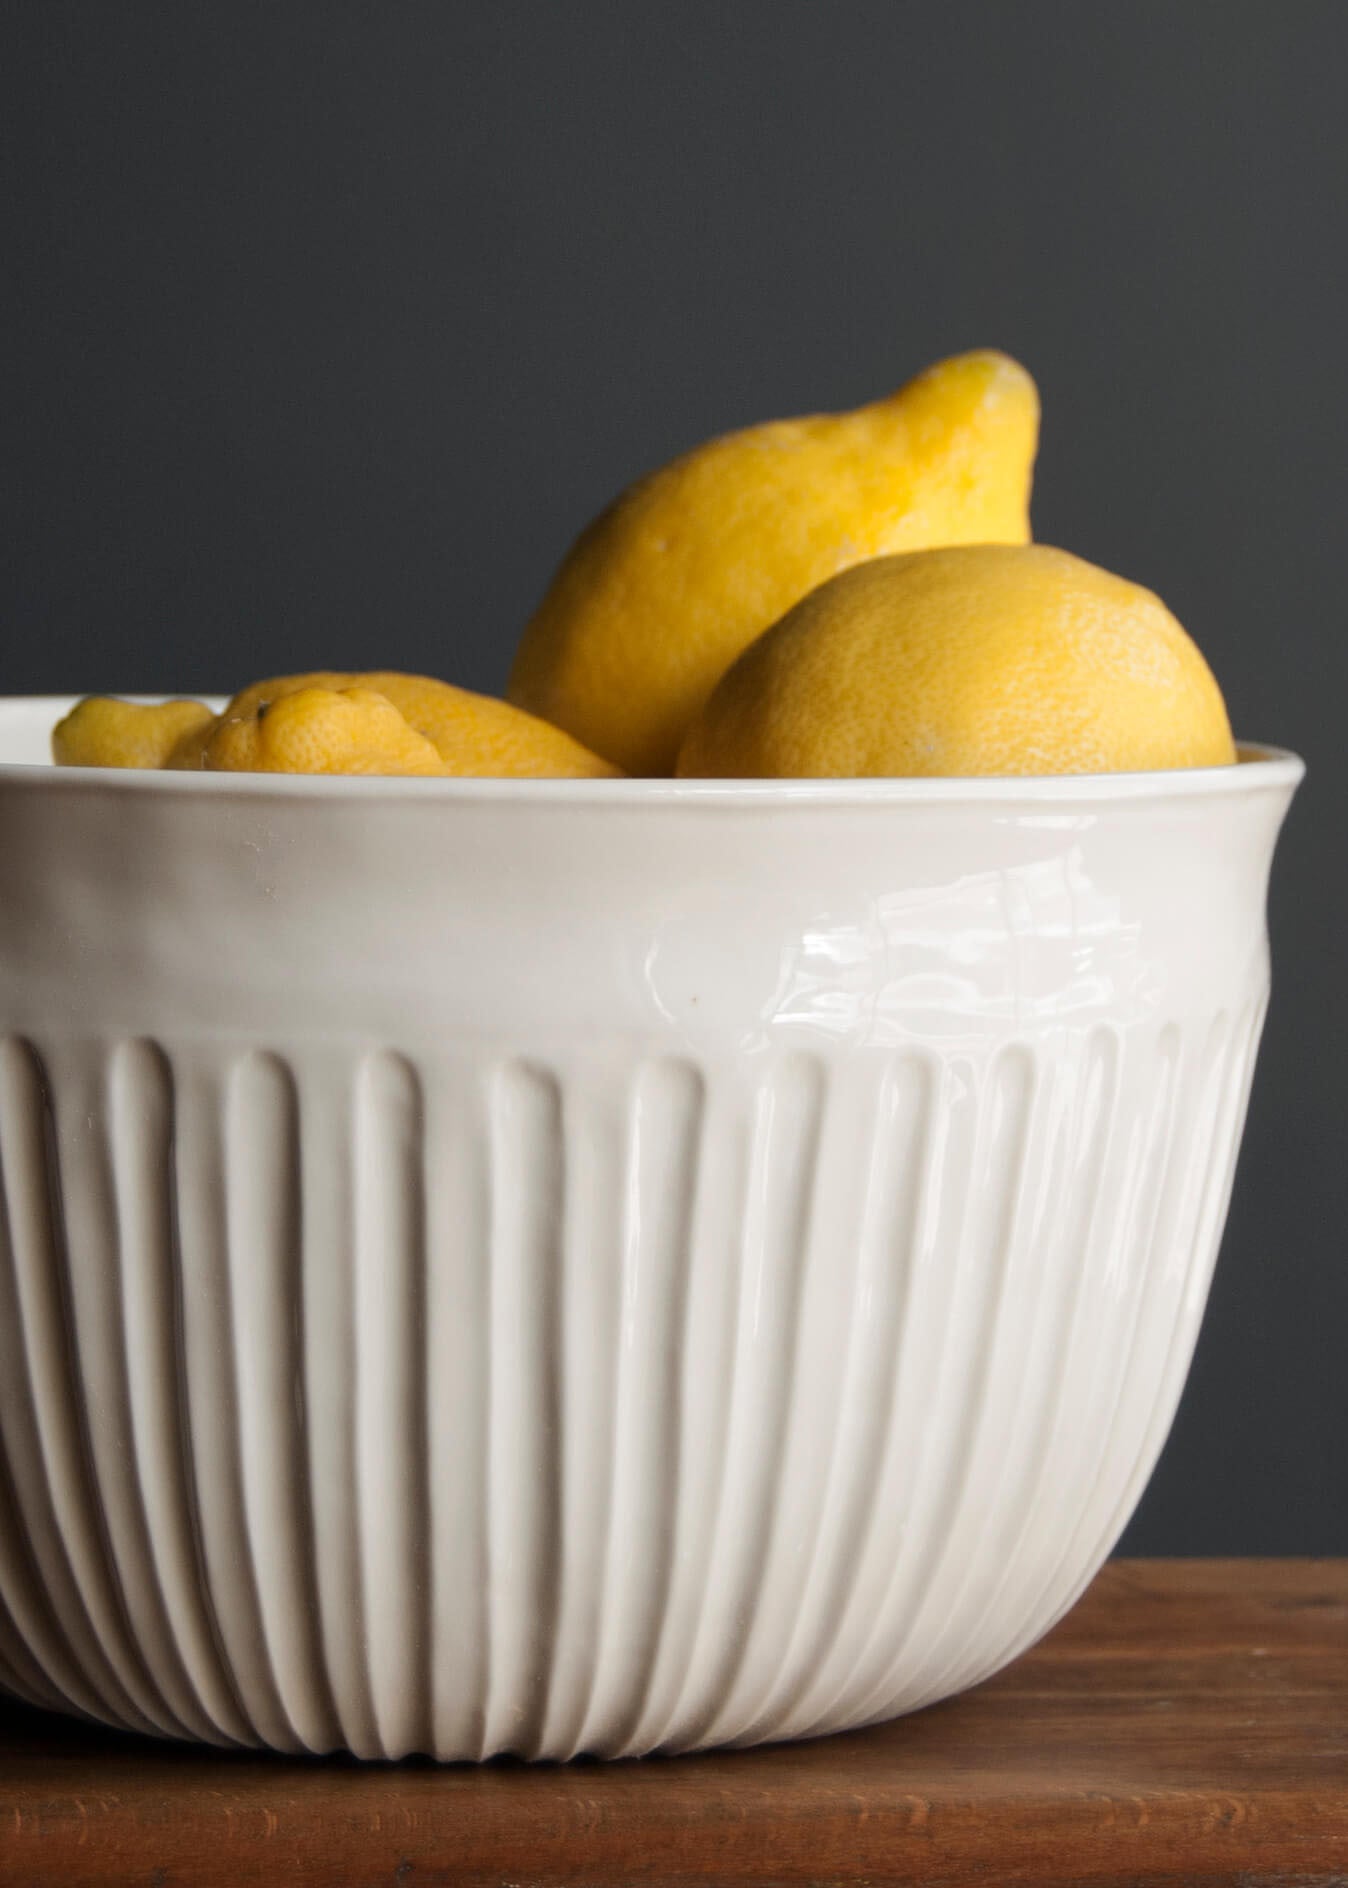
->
[0, 1559, 1344, 1886]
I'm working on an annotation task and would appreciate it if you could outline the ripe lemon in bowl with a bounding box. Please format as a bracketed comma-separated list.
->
[53, 671, 621, 779]
[508, 349, 1040, 775]
[677, 543, 1236, 779]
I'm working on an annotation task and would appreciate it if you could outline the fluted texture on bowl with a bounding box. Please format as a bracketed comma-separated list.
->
[0, 1006, 1265, 1759]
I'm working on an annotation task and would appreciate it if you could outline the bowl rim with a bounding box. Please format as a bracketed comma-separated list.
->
[0, 696, 1304, 807]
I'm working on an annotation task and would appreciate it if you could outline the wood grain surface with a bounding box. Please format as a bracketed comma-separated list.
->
[0, 1559, 1345, 1887]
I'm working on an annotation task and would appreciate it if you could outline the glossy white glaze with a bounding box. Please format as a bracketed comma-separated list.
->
[0, 699, 1302, 1757]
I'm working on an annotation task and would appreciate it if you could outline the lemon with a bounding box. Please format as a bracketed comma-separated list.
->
[508, 350, 1039, 775]
[198, 686, 447, 775]
[170, 671, 621, 778]
[676, 544, 1236, 779]
[52, 696, 216, 769]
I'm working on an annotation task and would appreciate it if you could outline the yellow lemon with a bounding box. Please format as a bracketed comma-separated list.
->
[508, 350, 1039, 774]
[199, 687, 448, 775]
[171, 671, 620, 778]
[51, 696, 216, 769]
[676, 544, 1236, 779]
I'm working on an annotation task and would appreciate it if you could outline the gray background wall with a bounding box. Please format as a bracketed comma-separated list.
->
[2, 2, 1343, 1552]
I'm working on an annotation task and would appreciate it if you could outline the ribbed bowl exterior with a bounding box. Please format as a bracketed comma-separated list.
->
[0, 713, 1302, 1757]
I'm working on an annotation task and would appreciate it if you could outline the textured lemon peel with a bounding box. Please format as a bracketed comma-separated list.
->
[676, 544, 1236, 780]
[508, 349, 1040, 774]
[55, 673, 622, 779]
[52, 697, 217, 770]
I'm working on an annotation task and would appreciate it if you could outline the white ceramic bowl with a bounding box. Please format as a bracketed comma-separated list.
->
[0, 698, 1301, 1759]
